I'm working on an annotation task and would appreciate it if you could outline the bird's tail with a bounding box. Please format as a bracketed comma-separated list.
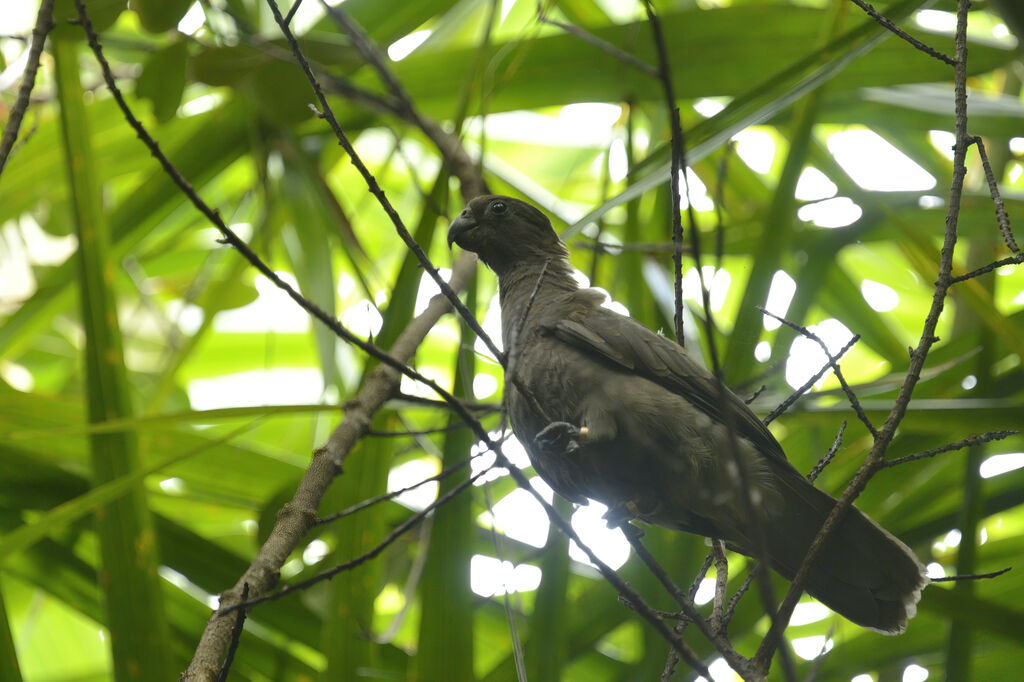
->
[755, 474, 927, 634]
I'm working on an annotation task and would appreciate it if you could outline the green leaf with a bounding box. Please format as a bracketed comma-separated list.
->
[52, 35, 174, 681]
[130, 0, 194, 34]
[136, 40, 188, 122]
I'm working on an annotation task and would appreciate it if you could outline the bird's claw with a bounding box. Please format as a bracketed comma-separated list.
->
[603, 500, 641, 528]
[535, 421, 582, 457]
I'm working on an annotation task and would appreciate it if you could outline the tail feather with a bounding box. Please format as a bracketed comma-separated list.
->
[752, 473, 926, 634]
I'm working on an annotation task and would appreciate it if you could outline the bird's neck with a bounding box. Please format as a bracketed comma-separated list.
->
[497, 258, 577, 350]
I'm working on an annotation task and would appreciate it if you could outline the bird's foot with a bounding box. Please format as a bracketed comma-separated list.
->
[602, 500, 641, 529]
[535, 421, 583, 458]
[602, 496, 661, 528]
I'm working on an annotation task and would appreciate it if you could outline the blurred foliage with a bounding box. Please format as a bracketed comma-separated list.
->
[1, 0, 1023, 680]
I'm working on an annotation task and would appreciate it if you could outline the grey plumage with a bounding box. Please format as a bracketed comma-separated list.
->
[448, 195, 926, 634]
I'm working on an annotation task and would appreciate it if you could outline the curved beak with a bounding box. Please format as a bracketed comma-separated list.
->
[447, 209, 477, 249]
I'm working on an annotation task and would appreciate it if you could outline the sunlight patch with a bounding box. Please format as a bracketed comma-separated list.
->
[792, 635, 832, 661]
[785, 319, 854, 390]
[763, 270, 796, 330]
[903, 663, 929, 682]
[980, 452, 1024, 478]
[929, 130, 955, 160]
[861, 279, 899, 312]
[795, 167, 837, 201]
[568, 501, 630, 569]
[187, 368, 323, 409]
[471, 555, 541, 597]
[790, 601, 830, 625]
[694, 98, 727, 118]
[828, 129, 935, 191]
[797, 197, 862, 228]
[915, 10, 955, 32]
[388, 458, 440, 510]
[679, 168, 715, 211]
[694, 578, 716, 606]
[387, 30, 431, 61]
[215, 272, 310, 333]
[177, 2, 206, 35]
[485, 486, 550, 547]
[732, 128, 775, 174]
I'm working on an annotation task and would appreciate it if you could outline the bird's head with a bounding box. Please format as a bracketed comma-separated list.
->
[448, 195, 569, 274]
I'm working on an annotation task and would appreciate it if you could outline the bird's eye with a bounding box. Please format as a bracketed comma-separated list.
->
[490, 200, 507, 215]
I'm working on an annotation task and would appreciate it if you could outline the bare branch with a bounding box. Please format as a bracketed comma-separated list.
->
[642, 0, 691, 347]
[272, 0, 505, 364]
[949, 252, 1024, 284]
[710, 539, 730, 634]
[753, 1, 975, 671]
[883, 430, 1018, 468]
[0, 0, 55, 177]
[848, 0, 956, 66]
[314, 452, 481, 526]
[969, 136, 1018, 252]
[283, 0, 304, 26]
[621, 524, 759, 680]
[808, 421, 846, 483]
[757, 307, 875, 435]
[224, 473, 484, 612]
[762, 334, 860, 427]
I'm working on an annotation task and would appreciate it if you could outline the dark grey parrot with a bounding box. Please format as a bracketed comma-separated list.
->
[448, 195, 926, 634]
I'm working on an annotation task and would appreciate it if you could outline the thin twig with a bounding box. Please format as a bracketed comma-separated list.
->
[883, 430, 1017, 468]
[969, 136, 1018, 252]
[366, 421, 475, 438]
[283, 0, 304, 25]
[314, 453, 481, 525]
[506, 261, 554, 424]
[198, 11, 719, 662]
[643, 4, 792, 676]
[800, 623, 836, 682]
[848, 0, 956, 66]
[621, 524, 760, 680]
[722, 567, 760, 633]
[537, 13, 658, 77]
[276, 0, 505, 364]
[753, 1, 974, 671]
[0, 0, 55, 177]
[660, 549, 716, 678]
[484, 481, 528, 682]
[64, 2, 487, 676]
[721, 423, 844, 631]
[931, 567, 1011, 582]
[763, 335, 858, 426]
[710, 539, 729, 634]
[714, 143, 735, 270]
[224, 473, 484, 611]
[949, 252, 1024, 284]
[758, 307, 875, 435]
[808, 422, 846, 483]
[642, 0, 690, 347]
[744, 385, 767, 405]
[215, 583, 248, 682]
[75, 0, 484, 466]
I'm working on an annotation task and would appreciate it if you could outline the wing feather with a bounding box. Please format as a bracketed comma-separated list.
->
[541, 294, 792, 468]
